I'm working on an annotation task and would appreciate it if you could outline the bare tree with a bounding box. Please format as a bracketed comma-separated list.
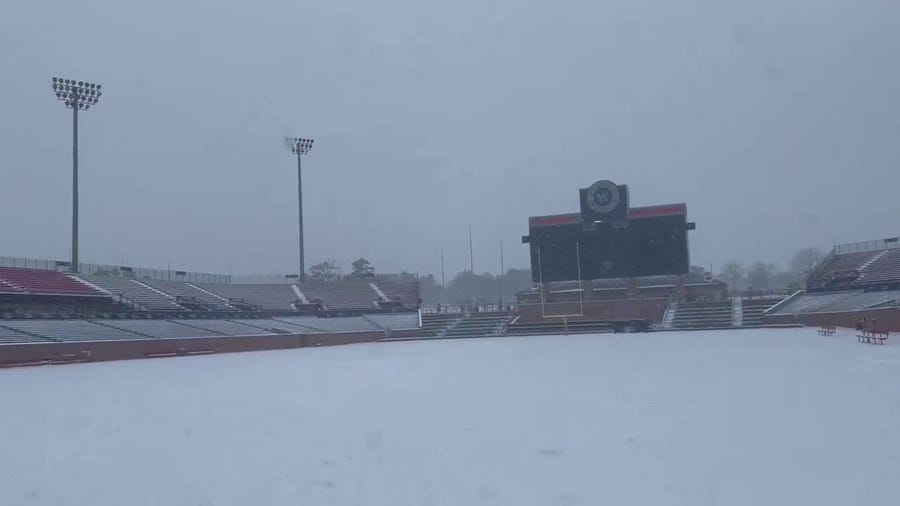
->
[789, 247, 825, 282]
[722, 261, 744, 294]
[747, 262, 776, 292]
[309, 259, 340, 281]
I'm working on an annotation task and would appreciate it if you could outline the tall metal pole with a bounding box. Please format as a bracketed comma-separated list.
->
[286, 137, 313, 282]
[297, 152, 304, 282]
[469, 227, 475, 307]
[440, 247, 445, 286]
[498, 240, 504, 307]
[71, 100, 79, 272]
[52, 77, 101, 273]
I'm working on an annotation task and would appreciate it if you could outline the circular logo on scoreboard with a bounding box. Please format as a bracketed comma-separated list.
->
[586, 180, 620, 214]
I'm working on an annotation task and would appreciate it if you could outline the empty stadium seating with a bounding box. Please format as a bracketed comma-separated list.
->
[79, 275, 185, 311]
[274, 316, 379, 332]
[672, 300, 733, 329]
[855, 249, 900, 286]
[1, 320, 146, 342]
[169, 319, 271, 336]
[807, 251, 882, 291]
[138, 280, 233, 310]
[229, 318, 312, 334]
[768, 289, 900, 316]
[365, 313, 420, 330]
[0, 324, 54, 344]
[373, 277, 420, 307]
[99, 319, 221, 339]
[6, 270, 419, 317]
[418, 313, 464, 338]
[0, 278, 23, 293]
[195, 283, 298, 311]
[741, 298, 778, 327]
[0, 268, 105, 297]
[443, 313, 513, 338]
[299, 281, 381, 310]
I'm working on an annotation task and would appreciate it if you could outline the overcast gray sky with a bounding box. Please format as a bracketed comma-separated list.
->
[1, 0, 899, 278]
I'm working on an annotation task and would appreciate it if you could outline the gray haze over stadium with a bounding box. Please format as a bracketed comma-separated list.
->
[1, 0, 898, 278]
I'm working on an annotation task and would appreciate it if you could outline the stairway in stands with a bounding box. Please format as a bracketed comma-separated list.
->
[419, 312, 514, 339]
[419, 313, 464, 338]
[671, 300, 733, 329]
[740, 298, 779, 327]
[443, 313, 514, 339]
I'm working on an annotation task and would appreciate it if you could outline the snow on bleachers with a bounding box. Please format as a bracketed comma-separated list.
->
[299, 281, 381, 310]
[169, 319, 273, 336]
[195, 283, 298, 311]
[373, 277, 419, 308]
[1, 320, 145, 342]
[101, 319, 220, 339]
[138, 280, 233, 310]
[0, 324, 54, 344]
[365, 313, 420, 330]
[274, 316, 379, 332]
[856, 249, 900, 286]
[79, 275, 184, 311]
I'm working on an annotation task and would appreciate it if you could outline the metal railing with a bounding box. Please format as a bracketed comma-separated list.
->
[0, 255, 420, 286]
[834, 237, 900, 255]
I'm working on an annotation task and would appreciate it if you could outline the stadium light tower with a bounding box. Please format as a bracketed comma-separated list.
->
[286, 137, 314, 281]
[51, 77, 102, 273]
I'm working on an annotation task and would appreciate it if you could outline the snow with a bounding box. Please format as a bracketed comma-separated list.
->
[3, 328, 900, 505]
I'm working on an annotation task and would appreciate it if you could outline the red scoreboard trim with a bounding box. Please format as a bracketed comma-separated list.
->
[529, 204, 686, 228]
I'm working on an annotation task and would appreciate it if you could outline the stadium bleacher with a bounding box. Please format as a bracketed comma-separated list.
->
[741, 298, 778, 327]
[0, 324, 53, 344]
[99, 319, 222, 339]
[672, 300, 733, 329]
[169, 319, 271, 336]
[195, 283, 298, 311]
[1, 320, 146, 342]
[79, 275, 185, 311]
[229, 318, 312, 334]
[67, 275, 419, 314]
[274, 316, 380, 332]
[374, 277, 420, 307]
[768, 289, 900, 316]
[807, 250, 883, 291]
[299, 281, 381, 310]
[138, 279, 233, 310]
[364, 313, 420, 330]
[855, 249, 900, 286]
[0, 267, 105, 297]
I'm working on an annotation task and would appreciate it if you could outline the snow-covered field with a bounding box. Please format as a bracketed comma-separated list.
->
[3, 328, 900, 505]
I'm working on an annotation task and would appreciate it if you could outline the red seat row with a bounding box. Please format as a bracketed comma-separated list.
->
[0, 267, 104, 296]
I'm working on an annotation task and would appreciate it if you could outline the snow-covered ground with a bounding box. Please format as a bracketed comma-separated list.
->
[3, 328, 900, 505]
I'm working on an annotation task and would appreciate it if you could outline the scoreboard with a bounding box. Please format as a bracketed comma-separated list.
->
[525, 204, 692, 283]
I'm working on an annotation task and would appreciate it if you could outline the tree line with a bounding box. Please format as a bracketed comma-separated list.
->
[309, 245, 828, 303]
[418, 268, 533, 305]
[721, 247, 825, 294]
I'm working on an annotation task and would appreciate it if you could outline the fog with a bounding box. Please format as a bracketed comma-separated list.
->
[1, 0, 898, 278]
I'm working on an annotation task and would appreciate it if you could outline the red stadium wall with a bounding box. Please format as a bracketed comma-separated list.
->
[0, 329, 420, 368]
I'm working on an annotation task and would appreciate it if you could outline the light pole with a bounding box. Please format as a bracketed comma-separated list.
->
[51, 77, 102, 273]
[286, 137, 314, 281]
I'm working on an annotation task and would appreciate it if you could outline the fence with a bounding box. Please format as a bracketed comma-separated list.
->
[0, 256, 419, 286]
[834, 238, 900, 255]
[0, 256, 229, 284]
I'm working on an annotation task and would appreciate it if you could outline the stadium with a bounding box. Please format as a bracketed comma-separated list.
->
[3, 169, 900, 504]
[5, 1, 900, 503]
[2, 176, 898, 362]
